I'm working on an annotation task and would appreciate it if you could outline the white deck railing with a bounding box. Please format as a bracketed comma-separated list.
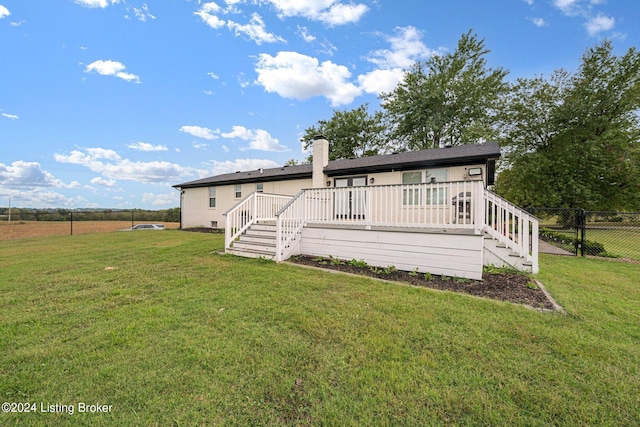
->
[273, 180, 485, 261]
[223, 182, 538, 272]
[223, 192, 293, 250]
[484, 190, 539, 273]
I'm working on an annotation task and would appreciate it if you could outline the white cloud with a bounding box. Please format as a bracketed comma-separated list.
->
[85, 60, 141, 83]
[128, 4, 155, 22]
[358, 69, 406, 96]
[523, 0, 534, 5]
[91, 177, 116, 187]
[194, 2, 226, 29]
[367, 26, 436, 70]
[297, 26, 316, 43]
[54, 148, 191, 183]
[316, 3, 369, 26]
[195, 4, 284, 45]
[208, 72, 220, 79]
[359, 26, 437, 96]
[142, 192, 177, 206]
[210, 158, 279, 175]
[180, 125, 220, 140]
[267, 0, 369, 25]
[74, 0, 119, 9]
[222, 126, 289, 152]
[2, 112, 18, 120]
[585, 13, 615, 36]
[0, 5, 10, 18]
[3, 189, 86, 209]
[128, 142, 168, 152]
[255, 51, 361, 106]
[227, 12, 284, 45]
[531, 17, 547, 27]
[0, 161, 64, 188]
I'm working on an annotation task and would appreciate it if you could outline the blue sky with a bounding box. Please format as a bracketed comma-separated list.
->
[1, 0, 638, 209]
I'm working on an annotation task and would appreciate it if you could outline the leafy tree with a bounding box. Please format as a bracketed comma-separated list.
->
[381, 30, 508, 150]
[497, 41, 640, 211]
[284, 158, 299, 166]
[301, 104, 386, 160]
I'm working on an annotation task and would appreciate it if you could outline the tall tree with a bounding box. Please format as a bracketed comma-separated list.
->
[381, 30, 508, 150]
[301, 104, 386, 160]
[497, 41, 640, 211]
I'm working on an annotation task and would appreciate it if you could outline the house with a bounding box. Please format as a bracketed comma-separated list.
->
[174, 137, 538, 280]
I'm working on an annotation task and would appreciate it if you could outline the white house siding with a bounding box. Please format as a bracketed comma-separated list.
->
[299, 226, 484, 280]
[180, 177, 312, 229]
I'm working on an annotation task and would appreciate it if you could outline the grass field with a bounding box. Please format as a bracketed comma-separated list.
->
[1, 231, 638, 425]
[0, 221, 180, 241]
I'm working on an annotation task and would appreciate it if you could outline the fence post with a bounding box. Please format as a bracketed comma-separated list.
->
[131, 211, 134, 229]
[70, 211, 73, 236]
[579, 209, 586, 257]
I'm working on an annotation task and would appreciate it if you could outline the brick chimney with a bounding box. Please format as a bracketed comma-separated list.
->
[312, 135, 329, 188]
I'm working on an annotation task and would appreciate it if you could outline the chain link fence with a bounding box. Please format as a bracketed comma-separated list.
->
[529, 208, 640, 261]
[0, 209, 180, 240]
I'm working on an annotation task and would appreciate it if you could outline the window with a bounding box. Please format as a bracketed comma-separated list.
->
[425, 169, 448, 205]
[402, 171, 422, 205]
[256, 183, 263, 193]
[402, 169, 448, 205]
[209, 187, 216, 208]
[235, 184, 242, 199]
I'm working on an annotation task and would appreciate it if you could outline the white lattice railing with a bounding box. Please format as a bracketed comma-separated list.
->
[223, 192, 292, 250]
[484, 190, 539, 273]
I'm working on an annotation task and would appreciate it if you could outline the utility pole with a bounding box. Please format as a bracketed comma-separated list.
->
[7, 196, 10, 223]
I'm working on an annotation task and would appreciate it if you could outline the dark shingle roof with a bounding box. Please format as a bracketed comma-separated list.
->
[174, 142, 500, 188]
[173, 164, 312, 189]
[324, 142, 500, 176]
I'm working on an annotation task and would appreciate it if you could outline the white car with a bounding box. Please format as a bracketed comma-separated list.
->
[123, 224, 165, 231]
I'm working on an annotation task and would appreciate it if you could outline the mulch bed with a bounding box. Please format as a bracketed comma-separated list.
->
[290, 255, 556, 311]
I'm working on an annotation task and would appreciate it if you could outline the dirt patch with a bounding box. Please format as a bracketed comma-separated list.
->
[290, 255, 556, 311]
[0, 221, 180, 241]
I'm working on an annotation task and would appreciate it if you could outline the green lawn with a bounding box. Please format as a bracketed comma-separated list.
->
[1, 231, 638, 426]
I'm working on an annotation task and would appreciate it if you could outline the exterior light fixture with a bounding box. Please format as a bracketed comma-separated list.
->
[369, 177, 375, 184]
[326, 180, 332, 187]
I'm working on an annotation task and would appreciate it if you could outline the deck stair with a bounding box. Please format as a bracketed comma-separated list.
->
[483, 233, 534, 273]
[226, 221, 277, 260]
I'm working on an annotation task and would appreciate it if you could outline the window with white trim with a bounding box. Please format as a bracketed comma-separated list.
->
[209, 187, 216, 208]
[256, 183, 264, 193]
[235, 184, 242, 199]
[402, 169, 448, 205]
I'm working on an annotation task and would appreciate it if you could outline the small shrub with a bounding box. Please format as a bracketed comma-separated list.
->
[348, 259, 369, 269]
[423, 272, 433, 281]
[329, 255, 345, 266]
[408, 268, 420, 277]
[383, 265, 397, 275]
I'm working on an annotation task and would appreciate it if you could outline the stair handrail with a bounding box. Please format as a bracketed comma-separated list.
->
[223, 192, 257, 250]
[483, 189, 539, 273]
[274, 189, 306, 262]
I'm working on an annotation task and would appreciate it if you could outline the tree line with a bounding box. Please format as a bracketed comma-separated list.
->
[0, 208, 180, 223]
[298, 31, 640, 212]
